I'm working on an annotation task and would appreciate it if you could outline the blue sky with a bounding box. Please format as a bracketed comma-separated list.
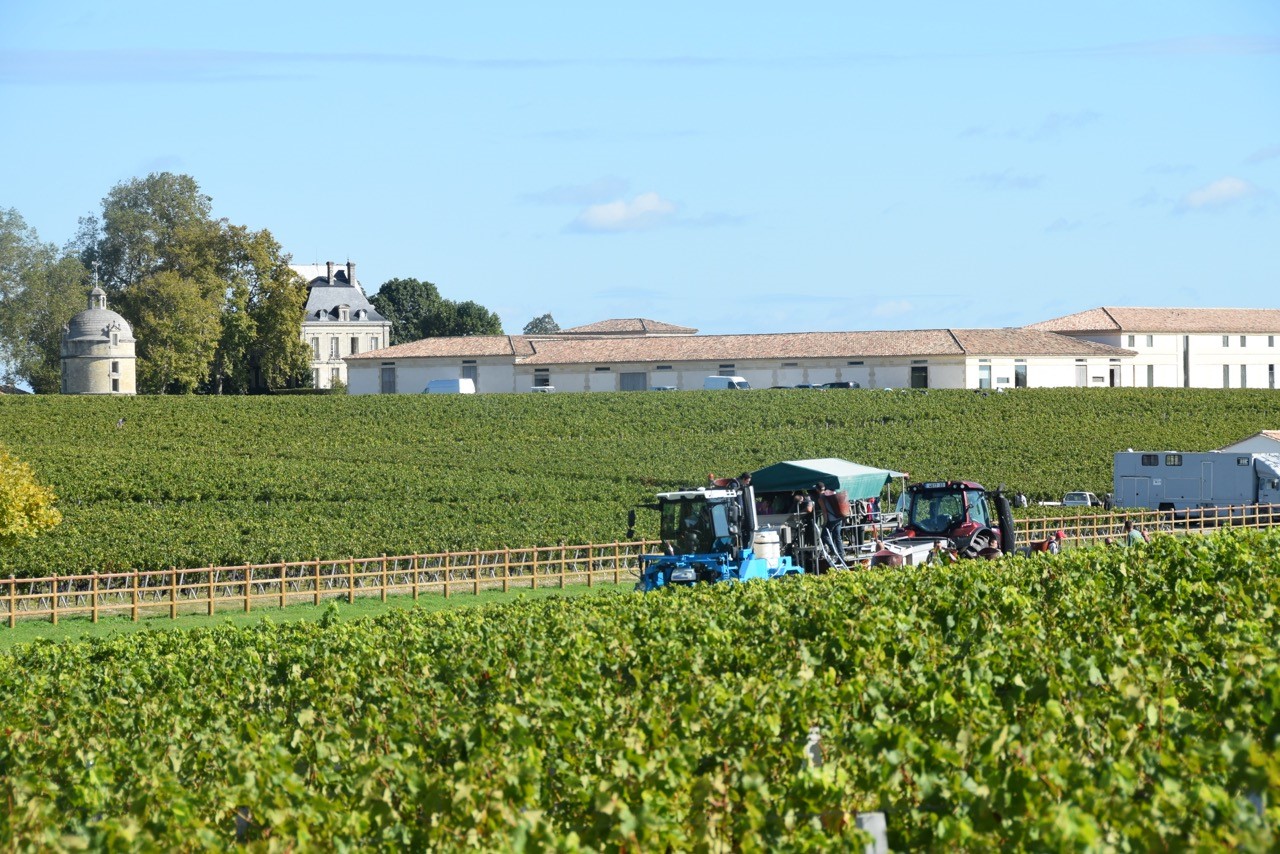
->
[2, 1, 1277, 336]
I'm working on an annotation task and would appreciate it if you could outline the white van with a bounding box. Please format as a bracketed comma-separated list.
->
[703, 376, 751, 390]
[425, 378, 476, 394]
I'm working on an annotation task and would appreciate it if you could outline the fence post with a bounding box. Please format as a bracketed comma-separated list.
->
[131, 570, 139, 622]
[91, 572, 99, 624]
[208, 566, 215, 616]
[244, 565, 252, 613]
[473, 550, 480, 596]
[7, 575, 13, 628]
[503, 548, 510, 594]
[559, 543, 566, 589]
[531, 547, 538, 591]
[412, 556, 419, 602]
[279, 562, 286, 609]
[51, 574, 58, 626]
[381, 554, 388, 603]
[614, 542, 621, 585]
[170, 567, 178, 619]
[347, 557, 355, 605]
[443, 552, 451, 599]
[313, 560, 321, 607]
[587, 544, 594, 588]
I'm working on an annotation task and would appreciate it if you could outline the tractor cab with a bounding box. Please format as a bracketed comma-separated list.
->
[903, 481, 994, 539]
[657, 490, 742, 557]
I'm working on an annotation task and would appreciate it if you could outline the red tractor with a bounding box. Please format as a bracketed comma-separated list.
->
[869, 480, 1016, 566]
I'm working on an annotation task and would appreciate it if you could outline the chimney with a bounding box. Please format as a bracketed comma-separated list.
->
[326, 261, 334, 285]
[347, 261, 356, 290]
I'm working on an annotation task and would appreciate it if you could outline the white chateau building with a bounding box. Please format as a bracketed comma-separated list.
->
[294, 261, 391, 390]
[60, 286, 137, 395]
[343, 306, 1280, 395]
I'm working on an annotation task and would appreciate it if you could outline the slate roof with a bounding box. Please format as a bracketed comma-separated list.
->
[295, 265, 387, 323]
[1028, 307, 1280, 334]
[557, 318, 698, 335]
[350, 327, 1129, 364]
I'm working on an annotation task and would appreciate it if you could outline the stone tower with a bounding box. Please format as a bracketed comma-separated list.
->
[60, 286, 137, 395]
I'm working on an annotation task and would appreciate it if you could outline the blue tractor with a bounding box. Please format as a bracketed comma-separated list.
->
[634, 478, 804, 591]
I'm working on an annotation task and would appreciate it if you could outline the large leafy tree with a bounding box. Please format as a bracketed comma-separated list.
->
[131, 270, 222, 393]
[0, 209, 87, 392]
[371, 278, 503, 344]
[522, 313, 560, 335]
[0, 445, 61, 548]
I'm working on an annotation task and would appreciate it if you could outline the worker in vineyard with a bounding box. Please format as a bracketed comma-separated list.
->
[1122, 519, 1147, 546]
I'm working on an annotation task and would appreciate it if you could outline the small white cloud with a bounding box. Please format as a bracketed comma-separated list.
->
[569, 192, 678, 233]
[871, 299, 913, 318]
[1177, 177, 1257, 211]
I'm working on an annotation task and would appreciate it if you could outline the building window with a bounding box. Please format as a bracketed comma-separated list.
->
[718, 364, 735, 376]
[331, 368, 341, 385]
[1269, 336, 1275, 348]
[847, 360, 864, 366]
[1223, 335, 1230, 347]
[312, 369, 320, 387]
[111, 360, 120, 374]
[1014, 361, 1027, 388]
[1146, 335, 1153, 347]
[380, 364, 396, 394]
[1241, 364, 1248, 387]
[533, 369, 551, 388]
[111, 332, 119, 347]
[1166, 454, 1183, 466]
[461, 361, 478, 385]
[1146, 364, 1154, 387]
[594, 366, 611, 372]
[1241, 335, 1247, 347]
[1223, 364, 1230, 388]
[782, 362, 798, 368]
[311, 337, 320, 359]
[350, 336, 359, 355]
[330, 338, 339, 359]
[1141, 454, 1159, 466]
[655, 365, 673, 371]
[1271, 365, 1276, 389]
[1075, 360, 1087, 387]
[978, 360, 991, 390]
[910, 364, 928, 389]
[340, 307, 350, 322]
[370, 336, 380, 350]
[111, 378, 120, 393]
[1127, 335, 1135, 347]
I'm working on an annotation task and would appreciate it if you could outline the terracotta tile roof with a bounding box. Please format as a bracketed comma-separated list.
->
[1028, 306, 1280, 334]
[347, 335, 536, 360]
[516, 327, 1128, 365]
[557, 318, 698, 335]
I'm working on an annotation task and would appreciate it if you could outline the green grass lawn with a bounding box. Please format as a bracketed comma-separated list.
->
[0, 582, 626, 651]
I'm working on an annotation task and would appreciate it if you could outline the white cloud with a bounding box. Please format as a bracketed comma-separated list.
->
[523, 176, 628, 206]
[569, 192, 678, 233]
[1177, 177, 1257, 211]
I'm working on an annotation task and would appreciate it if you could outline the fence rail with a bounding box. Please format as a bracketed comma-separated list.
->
[3, 541, 660, 627]
[5, 505, 1277, 626]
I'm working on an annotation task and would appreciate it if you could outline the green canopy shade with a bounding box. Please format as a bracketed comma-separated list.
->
[750, 458, 905, 501]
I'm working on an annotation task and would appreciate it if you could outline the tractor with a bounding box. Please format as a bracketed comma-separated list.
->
[632, 478, 805, 591]
[869, 480, 1016, 566]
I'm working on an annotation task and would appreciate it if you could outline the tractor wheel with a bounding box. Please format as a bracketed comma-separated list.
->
[962, 528, 996, 559]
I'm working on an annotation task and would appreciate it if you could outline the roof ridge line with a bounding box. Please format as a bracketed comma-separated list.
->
[947, 329, 965, 353]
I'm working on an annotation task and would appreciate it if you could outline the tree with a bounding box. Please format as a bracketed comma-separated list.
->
[131, 271, 222, 393]
[371, 278, 503, 343]
[523, 313, 560, 335]
[370, 278, 443, 345]
[0, 209, 87, 392]
[0, 446, 61, 548]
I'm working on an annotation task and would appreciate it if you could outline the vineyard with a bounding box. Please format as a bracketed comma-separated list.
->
[0, 389, 1277, 577]
[1, 528, 1276, 849]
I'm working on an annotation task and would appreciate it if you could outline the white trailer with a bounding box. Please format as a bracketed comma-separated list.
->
[1113, 450, 1280, 512]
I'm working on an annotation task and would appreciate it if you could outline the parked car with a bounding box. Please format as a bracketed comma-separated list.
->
[821, 381, 860, 389]
[792, 383, 825, 390]
[1063, 491, 1102, 507]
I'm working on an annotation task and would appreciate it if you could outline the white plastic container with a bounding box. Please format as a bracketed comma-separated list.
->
[753, 528, 782, 569]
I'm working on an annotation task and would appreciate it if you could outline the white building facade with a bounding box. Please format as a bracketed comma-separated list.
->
[1029, 307, 1280, 389]
[294, 261, 392, 389]
[60, 286, 137, 395]
[344, 320, 1131, 395]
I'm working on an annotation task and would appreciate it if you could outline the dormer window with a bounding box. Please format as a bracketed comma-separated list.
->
[339, 306, 350, 322]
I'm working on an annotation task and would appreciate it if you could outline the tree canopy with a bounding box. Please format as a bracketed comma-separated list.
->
[523, 313, 560, 335]
[371, 278, 502, 344]
[0, 445, 61, 548]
